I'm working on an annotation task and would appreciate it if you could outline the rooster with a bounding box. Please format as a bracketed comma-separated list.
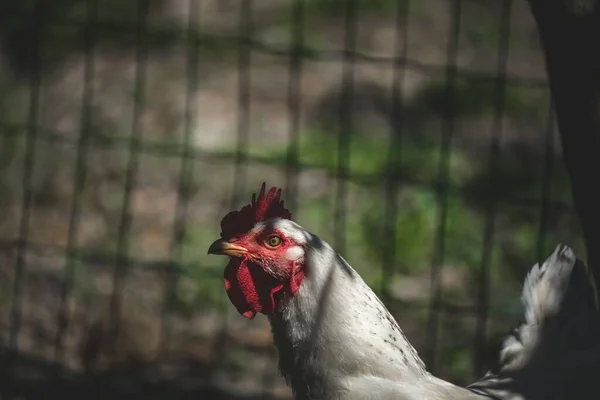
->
[208, 183, 600, 400]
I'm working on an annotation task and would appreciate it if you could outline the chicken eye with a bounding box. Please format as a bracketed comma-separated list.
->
[265, 235, 283, 248]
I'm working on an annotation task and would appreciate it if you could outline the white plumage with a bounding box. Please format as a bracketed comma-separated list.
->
[268, 224, 599, 399]
[262, 220, 477, 399]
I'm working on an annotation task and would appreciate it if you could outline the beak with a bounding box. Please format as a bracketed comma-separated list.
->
[207, 238, 248, 257]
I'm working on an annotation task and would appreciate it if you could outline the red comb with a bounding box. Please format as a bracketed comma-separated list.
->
[220, 183, 292, 240]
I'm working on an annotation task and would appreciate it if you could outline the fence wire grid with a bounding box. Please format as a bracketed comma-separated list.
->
[0, 0, 584, 399]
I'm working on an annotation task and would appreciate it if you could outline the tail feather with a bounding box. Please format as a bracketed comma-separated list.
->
[522, 245, 575, 326]
[468, 244, 600, 399]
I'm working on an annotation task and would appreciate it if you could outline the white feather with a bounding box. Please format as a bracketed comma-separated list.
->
[468, 244, 600, 400]
[265, 219, 485, 399]
[258, 218, 600, 399]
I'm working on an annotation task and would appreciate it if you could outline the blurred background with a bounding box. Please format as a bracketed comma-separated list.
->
[0, 0, 585, 399]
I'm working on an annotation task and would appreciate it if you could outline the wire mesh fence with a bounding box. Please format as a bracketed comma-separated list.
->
[0, 0, 585, 399]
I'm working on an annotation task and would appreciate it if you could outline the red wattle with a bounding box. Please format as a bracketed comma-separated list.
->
[224, 258, 286, 319]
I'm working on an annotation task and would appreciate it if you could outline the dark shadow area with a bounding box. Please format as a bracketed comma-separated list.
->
[0, 0, 168, 79]
[0, 351, 278, 400]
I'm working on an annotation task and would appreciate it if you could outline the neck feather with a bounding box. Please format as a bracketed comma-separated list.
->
[268, 234, 428, 398]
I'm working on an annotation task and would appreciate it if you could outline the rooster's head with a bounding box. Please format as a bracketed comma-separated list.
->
[208, 183, 308, 319]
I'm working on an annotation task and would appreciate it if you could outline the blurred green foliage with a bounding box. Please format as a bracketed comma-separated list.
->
[0, 0, 587, 384]
[412, 78, 548, 120]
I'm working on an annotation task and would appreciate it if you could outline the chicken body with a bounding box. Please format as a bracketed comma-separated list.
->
[268, 227, 486, 400]
[209, 184, 600, 400]
[212, 216, 485, 399]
